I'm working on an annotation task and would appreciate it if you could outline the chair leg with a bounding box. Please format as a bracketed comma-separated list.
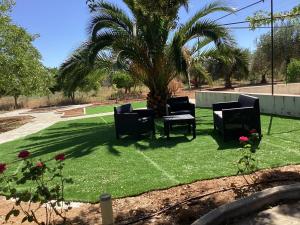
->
[116, 130, 120, 139]
[192, 121, 196, 139]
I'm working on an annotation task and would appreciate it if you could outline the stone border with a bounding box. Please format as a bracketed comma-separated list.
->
[191, 183, 300, 225]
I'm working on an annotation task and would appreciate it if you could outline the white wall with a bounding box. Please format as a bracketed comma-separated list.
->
[196, 91, 300, 118]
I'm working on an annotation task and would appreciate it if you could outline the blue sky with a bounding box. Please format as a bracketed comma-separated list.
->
[11, 0, 298, 68]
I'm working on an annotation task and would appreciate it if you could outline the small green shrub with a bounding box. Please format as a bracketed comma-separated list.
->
[112, 71, 135, 93]
[287, 59, 300, 82]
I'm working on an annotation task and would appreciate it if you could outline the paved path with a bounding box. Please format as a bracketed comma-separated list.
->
[233, 201, 300, 225]
[0, 105, 113, 144]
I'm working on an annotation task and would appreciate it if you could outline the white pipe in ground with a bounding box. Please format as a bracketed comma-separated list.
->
[100, 193, 114, 225]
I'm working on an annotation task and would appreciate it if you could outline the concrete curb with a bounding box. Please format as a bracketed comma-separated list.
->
[191, 183, 300, 225]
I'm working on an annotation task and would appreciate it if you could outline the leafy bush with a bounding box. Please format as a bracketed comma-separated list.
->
[112, 71, 135, 93]
[287, 58, 300, 82]
[237, 129, 261, 183]
[0, 150, 73, 225]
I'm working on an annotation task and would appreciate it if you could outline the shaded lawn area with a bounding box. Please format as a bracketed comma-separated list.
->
[86, 101, 147, 115]
[0, 109, 300, 202]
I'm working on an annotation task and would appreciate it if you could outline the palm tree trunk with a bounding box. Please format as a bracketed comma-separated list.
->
[261, 74, 267, 84]
[14, 95, 19, 109]
[187, 71, 191, 89]
[224, 73, 232, 89]
[70, 92, 75, 103]
[147, 88, 170, 117]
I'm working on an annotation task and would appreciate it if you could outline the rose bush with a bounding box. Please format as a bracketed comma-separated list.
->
[0, 163, 7, 174]
[237, 129, 261, 179]
[0, 151, 73, 225]
[18, 150, 30, 159]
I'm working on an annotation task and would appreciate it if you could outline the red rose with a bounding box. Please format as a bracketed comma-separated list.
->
[239, 136, 249, 143]
[55, 153, 65, 161]
[36, 162, 44, 168]
[18, 150, 30, 159]
[249, 129, 257, 134]
[0, 163, 7, 174]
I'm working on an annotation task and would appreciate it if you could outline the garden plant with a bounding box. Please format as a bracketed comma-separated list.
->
[237, 129, 261, 183]
[0, 151, 73, 225]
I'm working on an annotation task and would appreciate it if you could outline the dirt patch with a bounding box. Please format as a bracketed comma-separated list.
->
[60, 108, 85, 118]
[28, 106, 72, 113]
[91, 98, 147, 106]
[0, 165, 300, 225]
[0, 116, 34, 133]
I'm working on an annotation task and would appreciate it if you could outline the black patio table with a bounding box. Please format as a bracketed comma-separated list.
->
[163, 114, 196, 139]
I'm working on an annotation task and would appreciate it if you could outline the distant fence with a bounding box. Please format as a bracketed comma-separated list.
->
[195, 91, 300, 118]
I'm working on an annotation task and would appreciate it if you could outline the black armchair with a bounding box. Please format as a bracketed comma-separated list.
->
[114, 103, 155, 139]
[212, 94, 261, 141]
[166, 96, 195, 117]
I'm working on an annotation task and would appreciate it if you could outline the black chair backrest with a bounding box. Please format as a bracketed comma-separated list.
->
[238, 95, 258, 108]
[114, 103, 133, 114]
[167, 96, 189, 105]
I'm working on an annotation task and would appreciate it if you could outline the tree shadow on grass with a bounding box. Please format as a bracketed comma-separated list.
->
[19, 120, 194, 160]
[210, 132, 240, 151]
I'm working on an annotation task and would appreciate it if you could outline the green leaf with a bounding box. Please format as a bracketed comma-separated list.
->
[12, 209, 20, 217]
[5, 210, 14, 221]
[21, 216, 28, 223]
[27, 215, 34, 222]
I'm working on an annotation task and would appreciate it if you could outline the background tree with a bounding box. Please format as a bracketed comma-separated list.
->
[65, 0, 234, 116]
[206, 47, 250, 88]
[0, 0, 53, 108]
[181, 43, 213, 89]
[248, 3, 300, 83]
[287, 59, 300, 82]
[58, 47, 106, 102]
[112, 71, 135, 93]
[250, 24, 300, 83]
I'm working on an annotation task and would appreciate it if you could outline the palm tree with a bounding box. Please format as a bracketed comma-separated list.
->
[63, 0, 234, 115]
[206, 47, 250, 88]
[59, 47, 108, 102]
[182, 40, 215, 89]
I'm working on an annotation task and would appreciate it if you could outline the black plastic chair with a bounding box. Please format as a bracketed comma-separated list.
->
[212, 94, 262, 141]
[114, 103, 155, 139]
[166, 96, 195, 117]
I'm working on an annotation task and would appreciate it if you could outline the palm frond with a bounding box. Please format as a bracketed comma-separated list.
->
[183, 20, 233, 46]
[179, 1, 234, 34]
[87, 1, 134, 39]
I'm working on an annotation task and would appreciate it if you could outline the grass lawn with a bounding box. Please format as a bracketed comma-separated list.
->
[86, 101, 147, 115]
[0, 109, 300, 202]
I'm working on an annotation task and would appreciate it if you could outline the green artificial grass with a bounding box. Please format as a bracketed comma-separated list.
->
[86, 101, 147, 115]
[0, 109, 300, 202]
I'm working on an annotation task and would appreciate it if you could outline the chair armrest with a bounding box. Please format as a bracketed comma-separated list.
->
[133, 109, 154, 118]
[187, 102, 195, 109]
[212, 101, 240, 111]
